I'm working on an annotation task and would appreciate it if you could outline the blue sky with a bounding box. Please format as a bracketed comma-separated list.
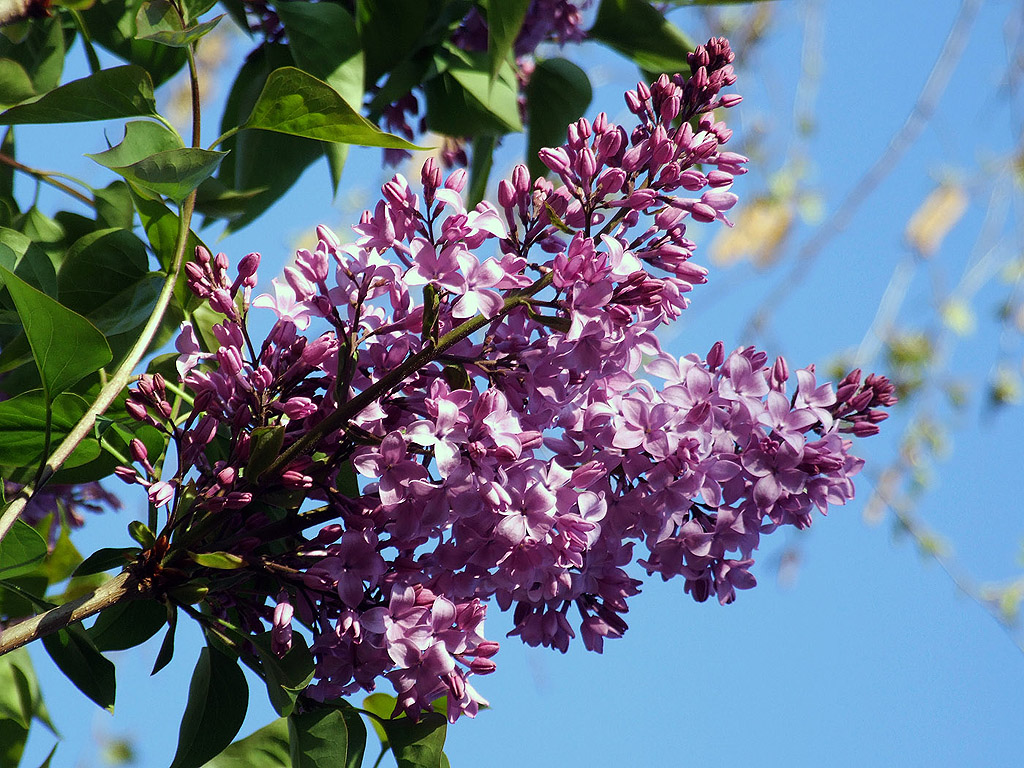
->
[12, 1, 1024, 766]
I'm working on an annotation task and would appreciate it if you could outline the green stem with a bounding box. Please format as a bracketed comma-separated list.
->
[0, 152, 93, 207]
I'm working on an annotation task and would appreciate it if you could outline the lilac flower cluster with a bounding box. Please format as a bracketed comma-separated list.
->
[117, 39, 894, 723]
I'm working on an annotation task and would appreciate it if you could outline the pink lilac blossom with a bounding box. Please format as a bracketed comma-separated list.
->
[118, 39, 895, 724]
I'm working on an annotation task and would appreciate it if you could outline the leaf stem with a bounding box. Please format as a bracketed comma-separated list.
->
[0, 152, 93, 207]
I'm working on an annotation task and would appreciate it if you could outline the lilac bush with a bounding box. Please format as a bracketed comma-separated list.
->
[110, 38, 895, 724]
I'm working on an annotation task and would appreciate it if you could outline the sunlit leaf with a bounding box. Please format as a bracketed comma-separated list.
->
[243, 67, 421, 149]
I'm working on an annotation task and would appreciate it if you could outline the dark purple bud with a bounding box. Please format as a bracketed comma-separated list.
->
[238, 252, 261, 280]
[707, 341, 725, 371]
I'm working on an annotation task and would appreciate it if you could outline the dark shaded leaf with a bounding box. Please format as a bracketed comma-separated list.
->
[589, 0, 696, 75]
[526, 58, 592, 178]
[90, 598, 168, 652]
[0, 228, 56, 296]
[57, 228, 148, 316]
[0, 16, 64, 95]
[381, 712, 447, 768]
[246, 425, 285, 482]
[170, 645, 249, 768]
[0, 65, 158, 125]
[42, 626, 116, 712]
[0, 61, 35, 111]
[484, 0, 530, 81]
[215, 44, 325, 234]
[40, 520, 81, 583]
[289, 707, 366, 768]
[93, 181, 135, 231]
[278, 2, 363, 109]
[468, 134, 495, 207]
[151, 606, 177, 675]
[425, 48, 522, 136]
[252, 632, 315, 718]
[80, 0, 188, 86]
[73, 547, 138, 577]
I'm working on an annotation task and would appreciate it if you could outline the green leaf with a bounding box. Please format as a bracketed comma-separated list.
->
[0, 61, 35, 111]
[526, 58, 592, 178]
[0, 718, 28, 768]
[484, 0, 530, 82]
[151, 607, 177, 675]
[90, 598, 168, 652]
[214, 45, 326, 233]
[0, 228, 57, 297]
[246, 425, 285, 482]
[42, 626, 116, 712]
[356, 0, 445, 84]
[128, 521, 156, 548]
[57, 228, 149, 316]
[0, 65, 158, 125]
[73, 547, 138, 577]
[589, 0, 696, 75]
[0, 391, 100, 474]
[277, 2, 364, 110]
[468, 134, 495, 208]
[170, 645, 249, 768]
[252, 633, 315, 718]
[361, 693, 396, 746]
[136, 0, 225, 47]
[192, 178, 267, 222]
[92, 147, 227, 204]
[0, 265, 112, 399]
[93, 181, 136, 231]
[425, 48, 522, 136]
[40, 519, 82, 583]
[242, 67, 421, 149]
[289, 707, 366, 768]
[203, 718, 290, 768]
[382, 712, 447, 768]
[0, 16, 64, 96]
[0, 519, 46, 579]
[87, 120, 183, 169]
[190, 551, 245, 570]
[80, 0, 189, 86]
[33, 744, 57, 768]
